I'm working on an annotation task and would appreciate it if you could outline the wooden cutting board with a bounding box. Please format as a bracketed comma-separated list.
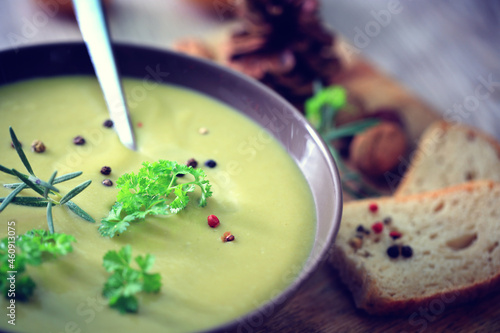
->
[186, 34, 500, 332]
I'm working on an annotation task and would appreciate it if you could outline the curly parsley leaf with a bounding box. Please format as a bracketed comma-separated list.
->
[102, 245, 161, 313]
[0, 229, 76, 301]
[99, 160, 212, 237]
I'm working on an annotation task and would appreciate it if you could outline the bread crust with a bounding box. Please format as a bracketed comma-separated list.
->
[332, 180, 500, 315]
[395, 121, 500, 196]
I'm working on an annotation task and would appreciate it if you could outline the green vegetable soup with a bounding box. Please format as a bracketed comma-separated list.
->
[0, 77, 316, 333]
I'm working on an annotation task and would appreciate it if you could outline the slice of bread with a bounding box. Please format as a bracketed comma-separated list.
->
[395, 121, 500, 196]
[331, 180, 500, 315]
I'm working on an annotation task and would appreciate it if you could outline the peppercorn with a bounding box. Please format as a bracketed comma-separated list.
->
[186, 158, 198, 168]
[207, 215, 220, 228]
[389, 231, 402, 240]
[369, 203, 378, 213]
[387, 245, 400, 258]
[371, 222, 383, 234]
[31, 140, 46, 153]
[100, 166, 112, 175]
[102, 179, 113, 187]
[103, 119, 114, 128]
[355, 225, 370, 236]
[10, 141, 21, 149]
[401, 245, 413, 258]
[73, 136, 85, 145]
[205, 159, 217, 168]
[222, 231, 235, 242]
[383, 217, 392, 225]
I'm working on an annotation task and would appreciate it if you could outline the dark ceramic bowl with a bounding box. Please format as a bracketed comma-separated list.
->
[0, 43, 342, 332]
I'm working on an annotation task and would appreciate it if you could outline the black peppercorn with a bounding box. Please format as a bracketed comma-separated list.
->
[383, 217, 392, 225]
[73, 136, 85, 145]
[205, 159, 217, 168]
[103, 119, 114, 128]
[387, 245, 400, 258]
[100, 166, 112, 175]
[186, 158, 198, 168]
[102, 179, 113, 187]
[401, 245, 413, 258]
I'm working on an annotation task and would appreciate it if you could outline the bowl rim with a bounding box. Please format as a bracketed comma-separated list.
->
[0, 42, 343, 333]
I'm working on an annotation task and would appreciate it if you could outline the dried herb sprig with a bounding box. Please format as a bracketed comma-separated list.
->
[305, 84, 381, 199]
[0, 127, 95, 231]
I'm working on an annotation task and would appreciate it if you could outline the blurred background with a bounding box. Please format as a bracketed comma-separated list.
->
[0, 0, 499, 138]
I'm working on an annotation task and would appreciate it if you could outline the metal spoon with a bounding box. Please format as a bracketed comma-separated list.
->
[72, 0, 136, 151]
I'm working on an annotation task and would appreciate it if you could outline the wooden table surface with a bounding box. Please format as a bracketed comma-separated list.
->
[1, 1, 499, 332]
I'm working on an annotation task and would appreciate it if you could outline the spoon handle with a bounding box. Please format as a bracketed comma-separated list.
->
[72, 0, 136, 151]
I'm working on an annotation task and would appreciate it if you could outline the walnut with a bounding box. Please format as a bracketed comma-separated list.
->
[173, 38, 215, 60]
[350, 122, 407, 177]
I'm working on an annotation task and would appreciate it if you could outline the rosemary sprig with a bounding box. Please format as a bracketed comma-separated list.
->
[0, 127, 95, 232]
[305, 84, 381, 199]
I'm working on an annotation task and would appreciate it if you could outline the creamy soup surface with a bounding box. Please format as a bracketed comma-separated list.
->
[0, 77, 316, 333]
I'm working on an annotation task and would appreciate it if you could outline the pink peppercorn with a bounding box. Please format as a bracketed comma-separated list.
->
[207, 215, 220, 228]
[390, 231, 402, 240]
[371, 222, 384, 234]
[369, 203, 378, 213]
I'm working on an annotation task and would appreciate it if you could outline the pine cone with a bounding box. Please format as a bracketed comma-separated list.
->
[226, 0, 341, 110]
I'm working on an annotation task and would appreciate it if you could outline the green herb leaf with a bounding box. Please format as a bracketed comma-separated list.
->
[59, 180, 92, 205]
[102, 245, 161, 313]
[65, 201, 96, 223]
[44, 170, 58, 199]
[305, 84, 381, 199]
[47, 202, 54, 234]
[3, 183, 22, 189]
[323, 118, 380, 141]
[103, 245, 131, 272]
[0, 164, 14, 176]
[305, 86, 347, 129]
[1, 128, 94, 229]
[0, 183, 26, 212]
[9, 127, 35, 176]
[28, 175, 59, 194]
[0, 229, 75, 301]
[99, 160, 212, 237]
[53, 171, 83, 184]
[0, 196, 49, 207]
[11, 169, 45, 197]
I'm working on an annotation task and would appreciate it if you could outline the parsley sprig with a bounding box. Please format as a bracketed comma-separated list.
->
[102, 245, 161, 313]
[305, 84, 381, 198]
[99, 160, 212, 237]
[0, 229, 76, 301]
[0, 127, 95, 232]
